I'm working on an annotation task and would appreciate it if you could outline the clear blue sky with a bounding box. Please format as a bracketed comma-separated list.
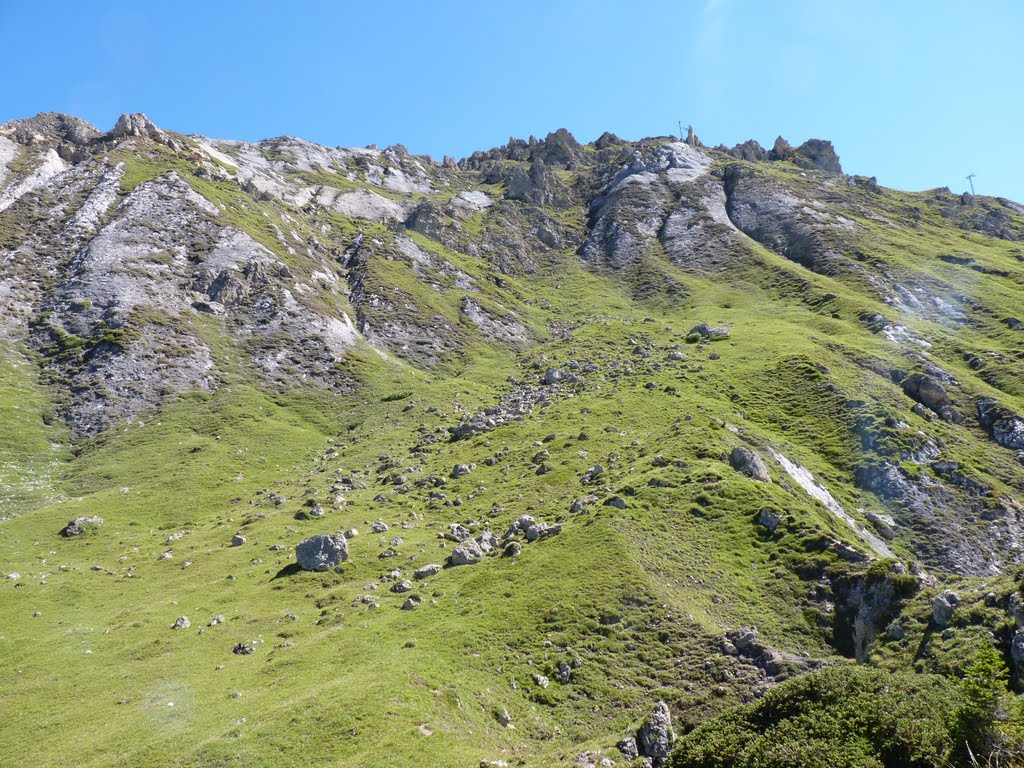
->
[2, 0, 1021, 201]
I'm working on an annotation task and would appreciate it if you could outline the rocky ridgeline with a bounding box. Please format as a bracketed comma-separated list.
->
[2, 110, 1021, 440]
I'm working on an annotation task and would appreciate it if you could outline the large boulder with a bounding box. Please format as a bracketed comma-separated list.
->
[901, 373, 949, 412]
[532, 128, 583, 169]
[295, 534, 348, 571]
[727, 139, 767, 162]
[637, 700, 675, 766]
[730, 447, 771, 483]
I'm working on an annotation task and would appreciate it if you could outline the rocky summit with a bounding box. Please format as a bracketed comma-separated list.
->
[2, 112, 1024, 768]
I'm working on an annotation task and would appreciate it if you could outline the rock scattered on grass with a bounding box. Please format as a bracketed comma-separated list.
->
[449, 538, 484, 566]
[295, 534, 348, 571]
[933, 590, 961, 626]
[617, 737, 639, 761]
[414, 563, 442, 579]
[61, 516, 104, 537]
[756, 508, 782, 532]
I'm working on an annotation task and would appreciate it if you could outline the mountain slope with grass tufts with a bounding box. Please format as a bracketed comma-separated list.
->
[3, 112, 1024, 767]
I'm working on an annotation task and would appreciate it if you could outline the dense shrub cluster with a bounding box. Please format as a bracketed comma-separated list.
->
[672, 651, 1022, 768]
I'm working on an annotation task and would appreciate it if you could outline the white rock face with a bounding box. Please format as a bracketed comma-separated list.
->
[322, 313, 359, 352]
[327, 189, 413, 223]
[193, 140, 239, 171]
[608, 141, 711, 195]
[451, 190, 493, 211]
[68, 162, 126, 234]
[203, 228, 276, 272]
[0, 135, 19, 188]
[460, 297, 529, 343]
[0, 148, 69, 213]
[379, 164, 433, 194]
[770, 448, 895, 559]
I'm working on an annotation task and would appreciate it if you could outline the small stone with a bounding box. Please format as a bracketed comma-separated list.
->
[231, 534, 246, 547]
[171, 616, 191, 630]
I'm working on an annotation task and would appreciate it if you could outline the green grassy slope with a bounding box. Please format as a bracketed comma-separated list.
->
[2, 124, 1024, 767]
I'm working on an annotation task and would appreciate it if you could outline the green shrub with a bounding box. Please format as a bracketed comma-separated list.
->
[671, 665, 961, 768]
[951, 645, 1009, 758]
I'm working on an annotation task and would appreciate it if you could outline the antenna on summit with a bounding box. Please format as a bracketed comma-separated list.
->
[966, 173, 976, 195]
[678, 121, 685, 141]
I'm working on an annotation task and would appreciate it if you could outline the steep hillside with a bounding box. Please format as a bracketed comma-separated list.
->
[2, 113, 1024, 767]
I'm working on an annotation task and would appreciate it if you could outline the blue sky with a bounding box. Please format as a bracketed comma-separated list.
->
[2, 0, 1021, 201]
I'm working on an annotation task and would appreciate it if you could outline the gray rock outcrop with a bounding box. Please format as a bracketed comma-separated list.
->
[932, 590, 960, 626]
[978, 398, 1024, 451]
[730, 447, 771, 483]
[636, 700, 675, 766]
